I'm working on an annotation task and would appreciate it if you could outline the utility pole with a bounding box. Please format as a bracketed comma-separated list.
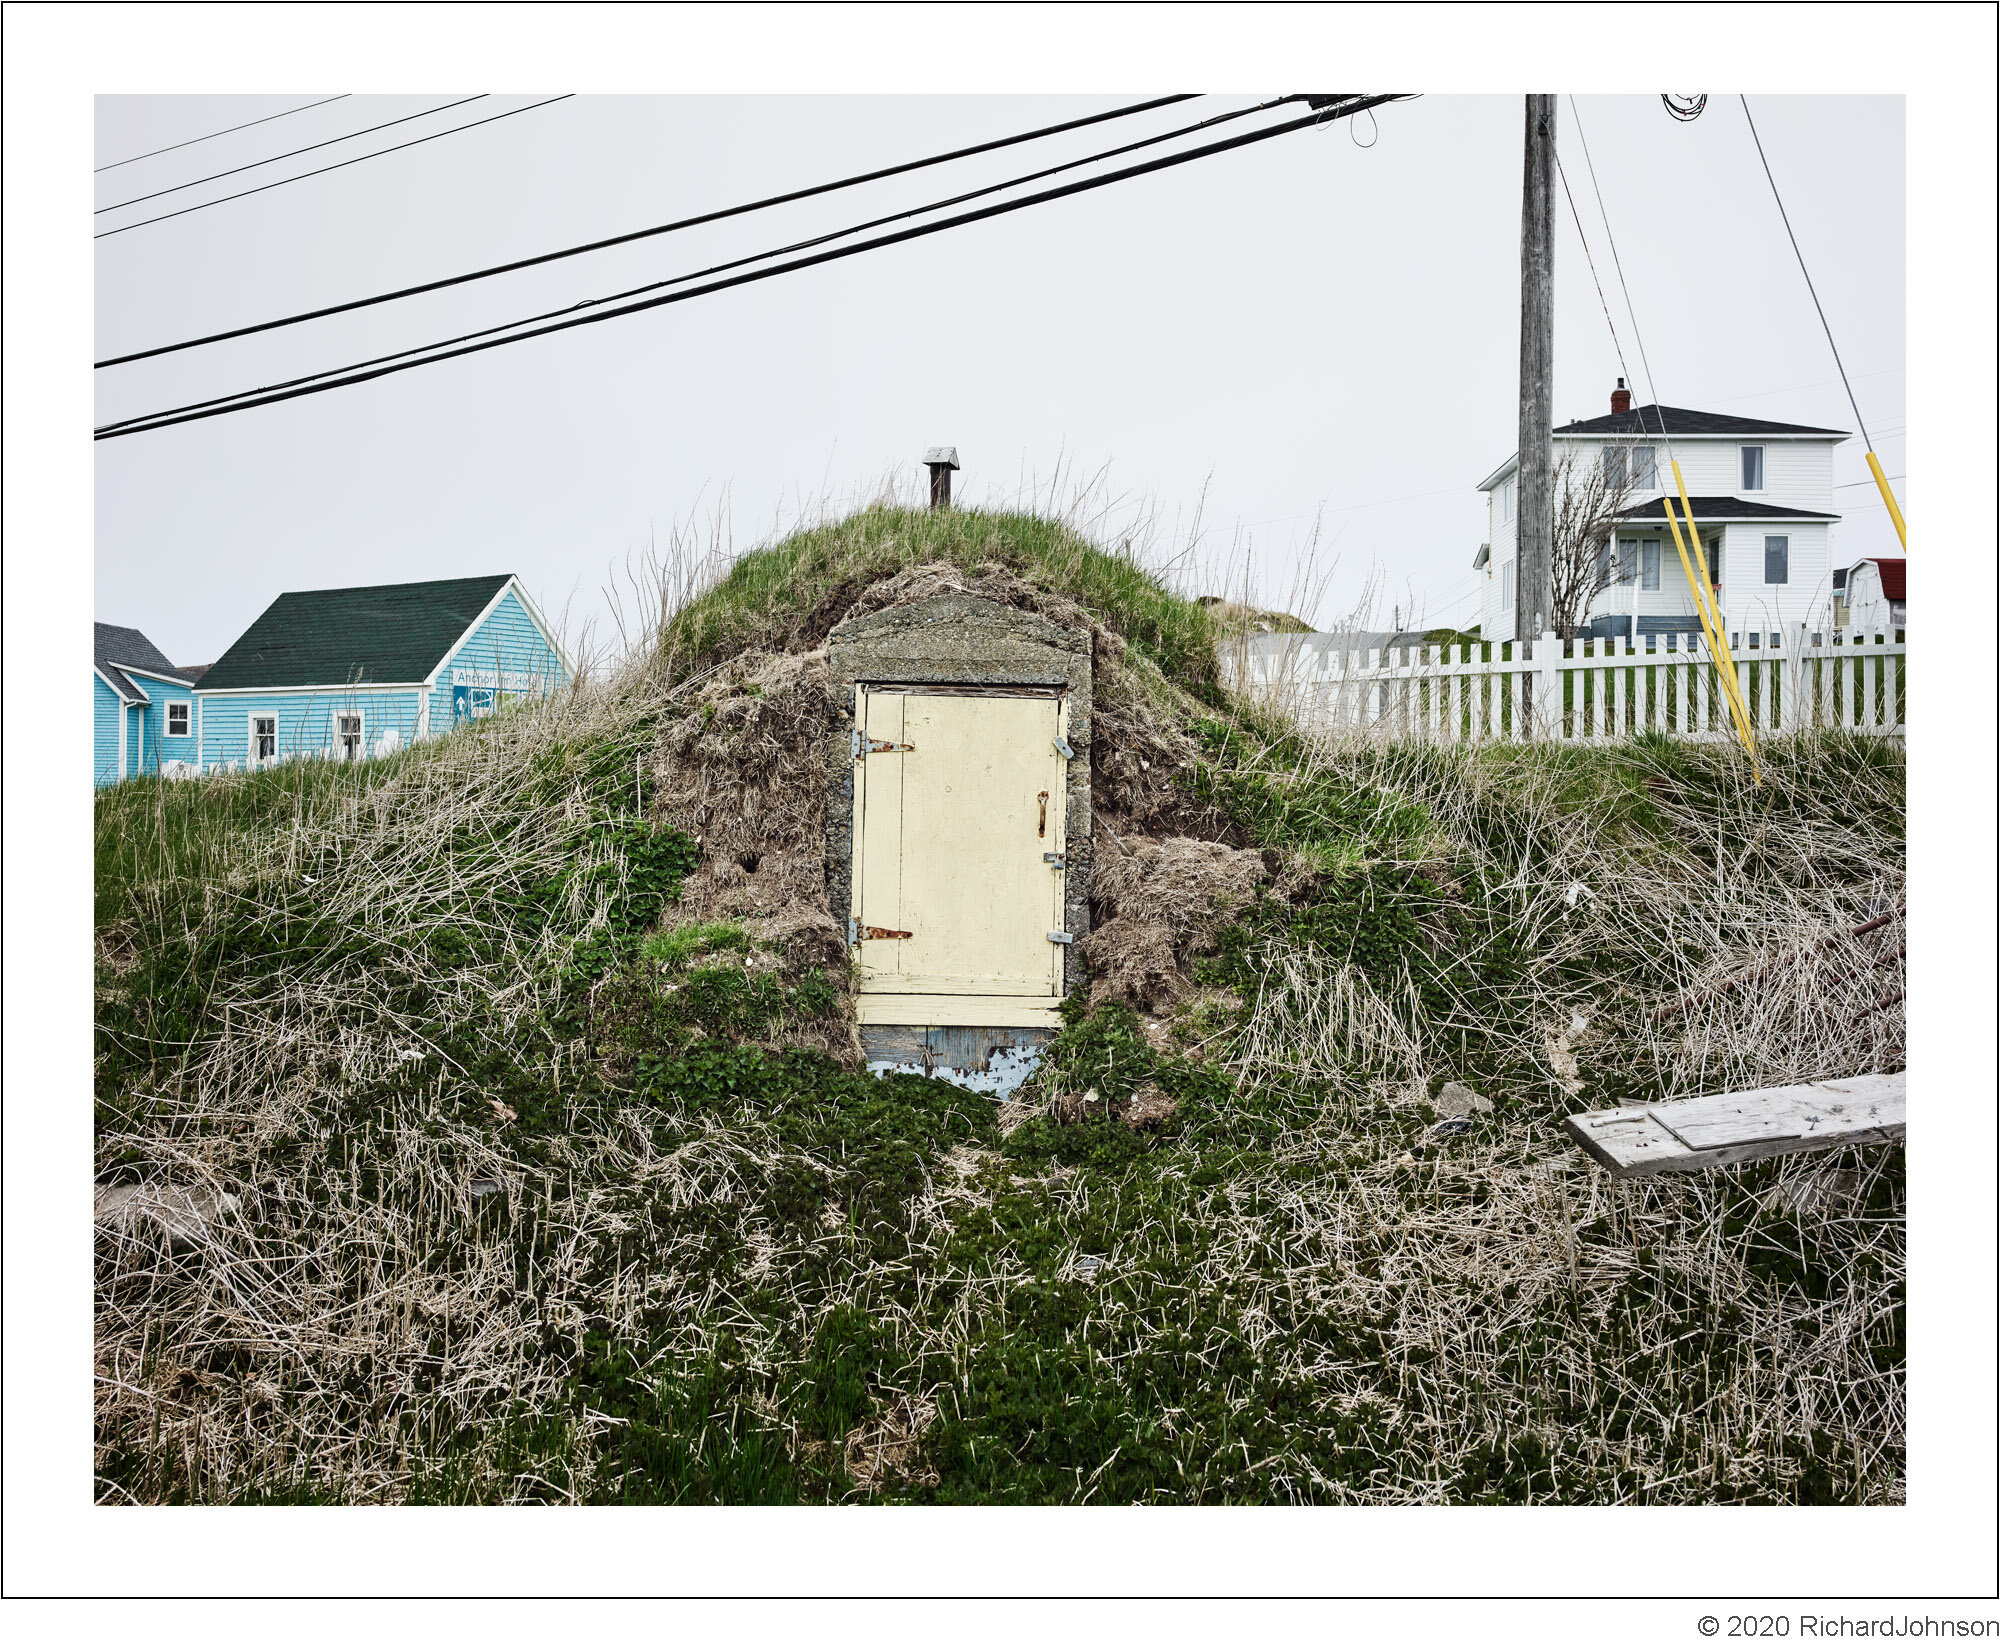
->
[1515, 94, 1556, 658]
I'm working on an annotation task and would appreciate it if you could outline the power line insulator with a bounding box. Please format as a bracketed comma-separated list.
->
[1661, 94, 1708, 122]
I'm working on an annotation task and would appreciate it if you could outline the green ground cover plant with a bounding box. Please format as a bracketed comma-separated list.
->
[94, 506, 1904, 1505]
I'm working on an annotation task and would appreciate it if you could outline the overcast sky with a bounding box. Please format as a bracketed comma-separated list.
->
[93, 91, 1904, 664]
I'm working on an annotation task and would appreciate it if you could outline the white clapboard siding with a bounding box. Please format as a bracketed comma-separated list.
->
[1222, 625, 1904, 744]
[1565, 1072, 1905, 1176]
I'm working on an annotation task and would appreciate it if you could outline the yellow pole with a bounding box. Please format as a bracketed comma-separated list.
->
[1866, 450, 1907, 551]
[1661, 493, 1749, 754]
[1662, 485, 1760, 778]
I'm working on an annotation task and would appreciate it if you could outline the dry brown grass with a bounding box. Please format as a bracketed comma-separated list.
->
[93, 494, 1906, 1505]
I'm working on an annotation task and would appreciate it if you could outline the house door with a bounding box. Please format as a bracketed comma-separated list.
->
[850, 687, 1069, 1026]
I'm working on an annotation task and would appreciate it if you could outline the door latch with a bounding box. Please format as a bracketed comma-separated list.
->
[1043, 852, 1066, 869]
[1037, 790, 1050, 837]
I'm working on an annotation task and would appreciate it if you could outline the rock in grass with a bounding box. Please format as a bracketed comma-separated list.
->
[1121, 1083, 1179, 1131]
[94, 1182, 239, 1248]
[1433, 1081, 1493, 1120]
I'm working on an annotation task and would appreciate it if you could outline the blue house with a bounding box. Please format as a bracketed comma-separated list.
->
[94, 623, 201, 786]
[193, 573, 569, 770]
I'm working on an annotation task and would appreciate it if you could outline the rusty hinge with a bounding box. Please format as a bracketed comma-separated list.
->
[1037, 790, 1050, 837]
[861, 925, 913, 940]
[854, 731, 914, 760]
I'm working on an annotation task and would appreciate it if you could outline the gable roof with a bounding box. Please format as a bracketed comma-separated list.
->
[198, 574, 515, 691]
[1555, 403, 1847, 438]
[1855, 557, 1907, 600]
[1611, 496, 1839, 524]
[95, 622, 183, 702]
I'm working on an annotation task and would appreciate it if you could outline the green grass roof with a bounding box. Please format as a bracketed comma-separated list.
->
[198, 574, 513, 691]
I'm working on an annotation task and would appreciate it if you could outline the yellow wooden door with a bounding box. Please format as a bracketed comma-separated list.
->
[852, 689, 1068, 1024]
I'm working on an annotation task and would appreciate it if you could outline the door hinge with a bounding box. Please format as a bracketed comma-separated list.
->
[848, 916, 858, 945]
[1044, 852, 1066, 869]
[861, 926, 913, 940]
[855, 734, 914, 759]
[1047, 930, 1075, 944]
[1053, 735, 1075, 759]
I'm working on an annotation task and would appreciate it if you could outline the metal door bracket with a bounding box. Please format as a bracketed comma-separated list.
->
[1053, 735, 1075, 759]
[1047, 930, 1075, 944]
[862, 926, 913, 940]
[853, 732, 915, 760]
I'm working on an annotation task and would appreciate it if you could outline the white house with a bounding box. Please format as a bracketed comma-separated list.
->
[1475, 381, 1847, 645]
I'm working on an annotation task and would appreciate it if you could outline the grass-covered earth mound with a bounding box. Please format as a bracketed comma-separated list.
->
[94, 505, 1906, 1504]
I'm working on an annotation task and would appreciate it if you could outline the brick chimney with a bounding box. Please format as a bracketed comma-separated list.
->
[1610, 377, 1632, 415]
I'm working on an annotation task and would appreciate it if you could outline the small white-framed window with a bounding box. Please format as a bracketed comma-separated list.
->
[1640, 539, 1662, 591]
[337, 711, 364, 762]
[1601, 445, 1628, 489]
[1502, 558, 1516, 608]
[251, 714, 277, 763]
[1740, 445, 1765, 491]
[1501, 480, 1515, 525]
[1631, 445, 1657, 489]
[1764, 534, 1790, 585]
[166, 701, 191, 738]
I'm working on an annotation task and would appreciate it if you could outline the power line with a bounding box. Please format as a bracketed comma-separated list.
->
[1565, 97, 1676, 455]
[95, 94, 352, 173]
[1554, 141, 1640, 414]
[97, 95, 1405, 441]
[98, 96, 1291, 433]
[96, 94, 488, 214]
[97, 94, 1199, 368]
[94, 95, 574, 241]
[1738, 95, 1875, 452]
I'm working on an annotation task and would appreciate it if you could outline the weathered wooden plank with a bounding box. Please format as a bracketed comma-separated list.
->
[1566, 1072, 1905, 1177]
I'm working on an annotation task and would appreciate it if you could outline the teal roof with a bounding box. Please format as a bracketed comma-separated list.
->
[199, 575, 514, 691]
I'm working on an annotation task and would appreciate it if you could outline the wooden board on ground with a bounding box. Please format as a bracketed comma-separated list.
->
[1566, 1072, 1905, 1177]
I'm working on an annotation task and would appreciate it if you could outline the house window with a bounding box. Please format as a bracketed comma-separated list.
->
[1641, 539, 1661, 591]
[252, 715, 277, 762]
[1601, 445, 1628, 489]
[1741, 446, 1765, 490]
[1632, 445, 1657, 488]
[1831, 567, 1848, 592]
[1502, 558, 1516, 608]
[1764, 534, 1790, 585]
[166, 702, 190, 738]
[1501, 480, 1515, 524]
[337, 712, 364, 762]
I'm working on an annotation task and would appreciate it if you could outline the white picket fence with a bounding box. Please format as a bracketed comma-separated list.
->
[1224, 626, 1905, 743]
